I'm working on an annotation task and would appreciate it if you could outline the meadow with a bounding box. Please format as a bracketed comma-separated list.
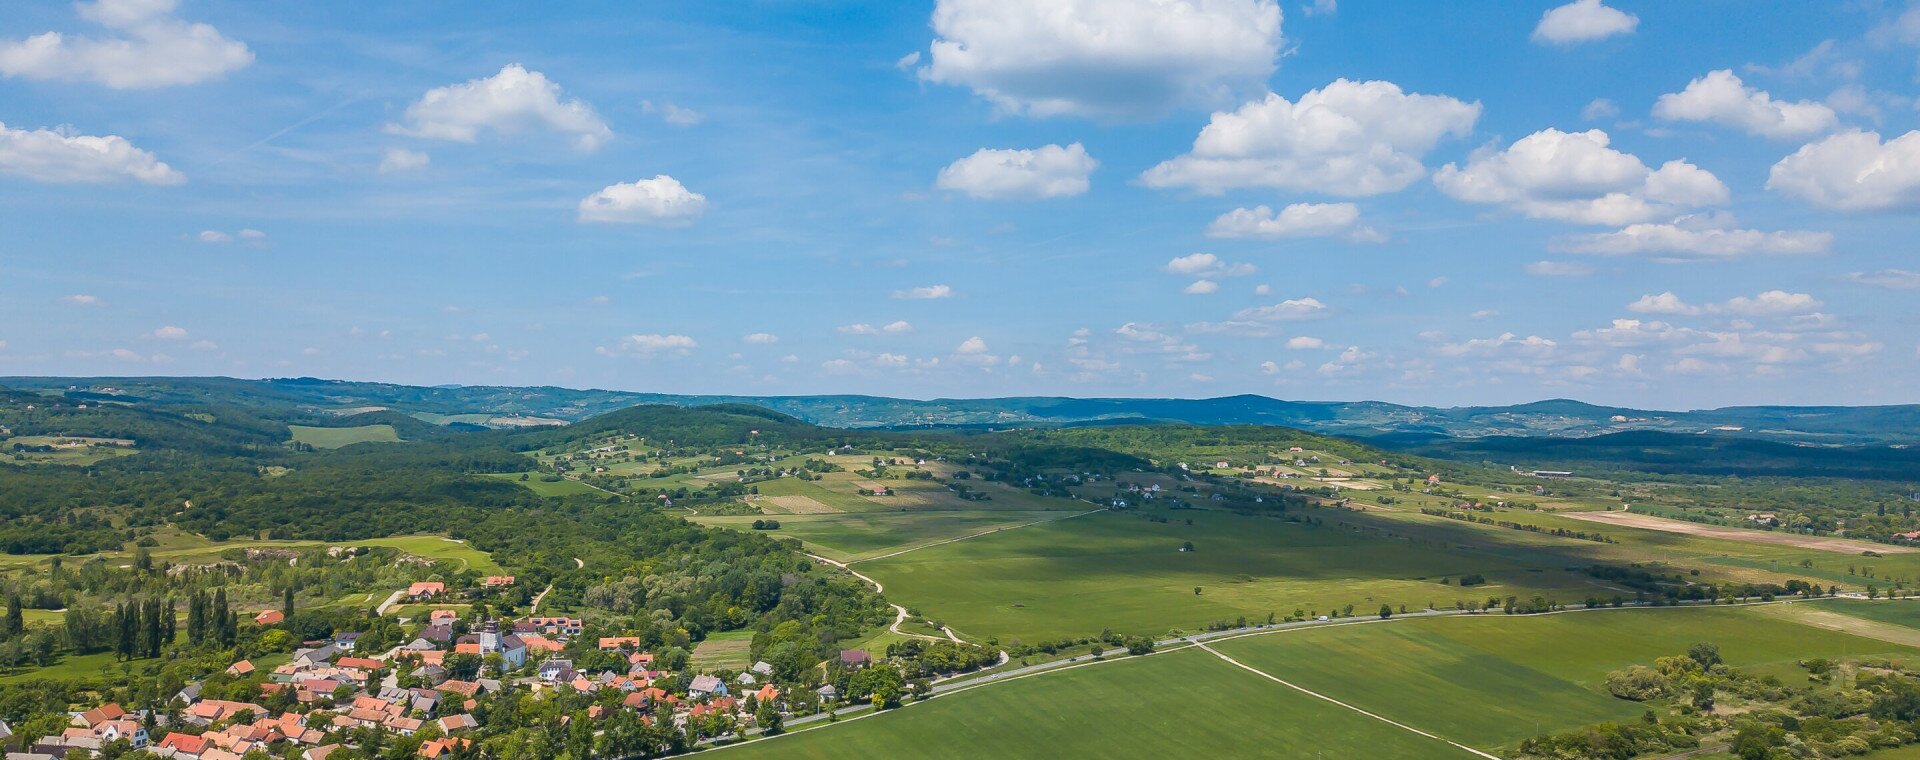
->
[691, 629, 756, 670]
[690, 510, 1080, 563]
[288, 423, 401, 448]
[485, 472, 612, 498]
[726, 646, 1469, 760]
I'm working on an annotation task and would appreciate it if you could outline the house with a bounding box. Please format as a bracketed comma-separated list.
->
[226, 660, 255, 676]
[418, 737, 473, 759]
[95, 719, 149, 747]
[482, 576, 515, 588]
[293, 645, 340, 667]
[599, 636, 642, 651]
[421, 623, 454, 643]
[336, 656, 384, 671]
[816, 684, 838, 701]
[175, 682, 203, 705]
[74, 703, 127, 729]
[333, 632, 362, 651]
[537, 659, 574, 682]
[753, 684, 780, 706]
[750, 661, 774, 677]
[408, 582, 446, 600]
[478, 623, 528, 669]
[839, 649, 872, 669]
[688, 674, 726, 699]
[160, 732, 211, 757]
[254, 609, 285, 626]
[437, 714, 478, 734]
[1426, 474, 1442, 486]
[429, 609, 460, 624]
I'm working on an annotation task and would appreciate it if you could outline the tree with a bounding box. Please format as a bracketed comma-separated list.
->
[1378, 604, 1393, 619]
[282, 587, 295, 621]
[4, 593, 21, 638]
[1687, 642, 1722, 670]
[755, 700, 782, 736]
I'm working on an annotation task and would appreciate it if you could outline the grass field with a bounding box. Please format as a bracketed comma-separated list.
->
[726, 646, 1468, 759]
[855, 507, 1603, 643]
[691, 510, 1079, 563]
[1, 435, 139, 466]
[484, 472, 609, 497]
[0, 531, 501, 575]
[1209, 603, 1920, 751]
[289, 424, 401, 448]
[692, 629, 756, 671]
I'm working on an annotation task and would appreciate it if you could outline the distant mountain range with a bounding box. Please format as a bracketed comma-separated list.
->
[3, 375, 1917, 444]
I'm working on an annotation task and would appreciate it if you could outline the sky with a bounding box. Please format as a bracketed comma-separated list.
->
[2, 0, 1919, 410]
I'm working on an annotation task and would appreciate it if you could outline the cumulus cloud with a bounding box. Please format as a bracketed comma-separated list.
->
[951, 336, 1001, 366]
[1435, 332, 1558, 358]
[378, 148, 429, 174]
[1653, 70, 1838, 139]
[1205, 202, 1384, 241]
[1767, 129, 1920, 211]
[596, 333, 696, 357]
[1233, 297, 1328, 321]
[1142, 79, 1479, 196]
[1434, 128, 1727, 225]
[1183, 280, 1219, 295]
[882, 320, 914, 333]
[151, 325, 188, 340]
[1286, 336, 1325, 350]
[1532, 0, 1638, 45]
[1581, 98, 1619, 121]
[838, 321, 914, 335]
[64, 294, 102, 305]
[892, 284, 954, 299]
[742, 332, 779, 344]
[1163, 253, 1256, 278]
[1627, 290, 1823, 317]
[1524, 260, 1596, 277]
[1838, 269, 1920, 289]
[0, 121, 184, 184]
[936, 143, 1096, 199]
[1552, 214, 1831, 260]
[918, 0, 1285, 120]
[0, 0, 252, 88]
[578, 176, 707, 225]
[388, 64, 611, 151]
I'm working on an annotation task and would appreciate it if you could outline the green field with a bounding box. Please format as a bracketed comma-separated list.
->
[1, 435, 138, 466]
[692, 629, 756, 670]
[691, 510, 1078, 563]
[485, 472, 609, 497]
[289, 424, 401, 448]
[0, 531, 501, 575]
[856, 507, 1603, 642]
[1210, 603, 1920, 751]
[726, 646, 1467, 759]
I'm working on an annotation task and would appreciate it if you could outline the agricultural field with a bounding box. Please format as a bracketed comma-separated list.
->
[485, 472, 611, 497]
[1210, 603, 1920, 752]
[1, 434, 137, 465]
[288, 423, 401, 448]
[691, 510, 1082, 563]
[0, 530, 502, 575]
[728, 646, 1468, 760]
[854, 506, 1601, 643]
[691, 629, 756, 671]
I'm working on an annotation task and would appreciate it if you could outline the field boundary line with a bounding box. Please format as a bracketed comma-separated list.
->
[1193, 641, 1500, 760]
[851, 508, 1105, 565]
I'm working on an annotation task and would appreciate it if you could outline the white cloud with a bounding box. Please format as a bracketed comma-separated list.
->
[1163, 253, 1256, 278]
[882, 320, 914, 333]
[919, 0, 1285, 120]
[596, 334, 697, 357]
[836, 324, 880, 335]
[1285, 336, 1325, 350]
[1303, 0, 1337, 17]
[578, 176, 707, 225]
[1232, 297, 1328, 321]
[152, 325, 188, 340]
[1434, 128, 1727, 225]
[1839, 269, 1920, 289]
[1426, 277, 1449, 288]
[1552, 215, 1831, 260]
[1628, 290, 1823, 319]
[1767, 129, 1920, 211]
[952, 336, 1001, 366]
[742, 333, 779, 344]
[936, 143, 1097, 199]
[1205, 202, 1384, 242]
[1142, 79, 1480, 196]
[892, 284, 953, 299]
[64, 294, 101, 305]
[388, 64, 611, 151]
[1435, 332, 1558, 358]
[1653, 70, 1838, 139]
[1520, 259, 1597, 278]
[378, 148, 429, 174]
[1581, 98, 1619, 121]
[0, 121, 183, 184]
[641, 100, 703, 126]
[1532, 0, 1638, 45]
[197, 230, 230, 243]
[0, 0, 252, 89]
[1184, 279, 1219, 295]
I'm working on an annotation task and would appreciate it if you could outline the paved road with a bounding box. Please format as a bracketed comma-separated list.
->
[374, 588, 406, 616]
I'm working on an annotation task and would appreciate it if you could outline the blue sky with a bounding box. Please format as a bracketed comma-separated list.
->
[3, 0, 1919, 409]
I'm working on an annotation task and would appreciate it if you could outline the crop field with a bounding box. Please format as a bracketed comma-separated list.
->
[1, 434, 138, 465]
[856, 507, 1603, 643]
[692, 510, 1079, 563]
[727, 646, 1467, 760]
[747, 468, 1072, 514]
[288, 424, 401, 448]
[1561, 509, 1915, 553]
[1209, 603, 1920, 752]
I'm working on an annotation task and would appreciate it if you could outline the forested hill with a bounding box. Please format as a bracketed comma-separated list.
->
[4, 375, 1918, 444]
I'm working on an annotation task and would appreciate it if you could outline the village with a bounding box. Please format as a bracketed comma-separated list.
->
[5, 576, 906, 760]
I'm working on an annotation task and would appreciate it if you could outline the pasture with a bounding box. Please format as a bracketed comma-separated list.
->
[1, 435, 137, 466]
[289, 424, 401, 448]
[691, 510, 1080, 563]
[485, 472, 609, 498]
[726, 646, 1467, 759]
[692, 629, 756, 670]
